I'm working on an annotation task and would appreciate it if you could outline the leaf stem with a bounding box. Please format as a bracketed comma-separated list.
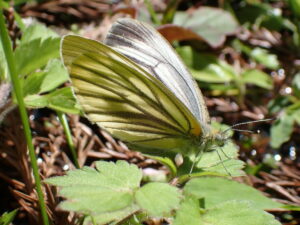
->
[57, 111, 80, 168]
[177, 171, 226, 185]
[0, 9, 50, 225]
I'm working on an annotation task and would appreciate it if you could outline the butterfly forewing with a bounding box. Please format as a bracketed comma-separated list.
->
[62, 35, 202, 152]
[104, 18, 210, 126]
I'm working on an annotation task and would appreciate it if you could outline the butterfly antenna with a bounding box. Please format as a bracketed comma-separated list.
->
[231, 128, 255, 133]
[222, 118, 274, 135]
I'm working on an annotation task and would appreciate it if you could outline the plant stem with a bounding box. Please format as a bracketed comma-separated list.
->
[144, 0, 160, 25]
[0, 10, 50, 225]
[161, 0, 181, 24]
[57, 111, 80, 168]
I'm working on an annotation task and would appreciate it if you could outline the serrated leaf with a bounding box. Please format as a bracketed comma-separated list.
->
[177, 122, 244, 177]
[183, 177, 283, 210]
[19, 23, 59, 44]
[46, 161, 142, 224]
[94, 160, 142, 189]
[204, 201, 280, 225]
[0, 209, 18, 225]
[23, 59, 69, 96]
[135, 182, 181, 217]
[173, 7, 238, 47]
[86, 205, 140, 225]
[199, 121, 243, 176]
[174, 197, 281, 225]
[173, 196, 201, 225]
[242, 69, 273, 90]
[195, 141, 245, 177]
[24, 86, 80, 114]
[15, 37, 60, 75]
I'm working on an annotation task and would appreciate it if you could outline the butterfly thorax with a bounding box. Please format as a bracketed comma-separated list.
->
[195, 127, 227, 154]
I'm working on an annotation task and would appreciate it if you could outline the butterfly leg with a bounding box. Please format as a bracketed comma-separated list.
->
[217, 147, 232, 177]
[189, 142, 207, 174]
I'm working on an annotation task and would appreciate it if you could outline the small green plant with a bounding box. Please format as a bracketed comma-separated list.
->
[46, 160, 282, 225]
[0, 11, 80, 168]
[269, 72, 300, 148]
[0, 209, 18, 225]
[0, 22, 79, 114]
[234, 1, 300, 49]
[176, 45, 273, 105]
[0, 8, 49, 224]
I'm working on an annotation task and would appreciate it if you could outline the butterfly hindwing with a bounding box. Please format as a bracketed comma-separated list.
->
[62, 35, 202, 153]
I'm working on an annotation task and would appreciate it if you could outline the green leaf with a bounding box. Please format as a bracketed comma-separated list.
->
[199, 121, 242, 176]
[177, 122, 244, 177]
[15, 36, 60, 75]
[0, 209, 18, 225]
[94, 160, 142, 189]
[249, 47, 280, 70]
[173, 7, 238, 47]
[135, 182, 181, 217]
[268, 96, 291, 114]
[270, 113, 294, 148]
[292, 107, 300, 124]
[292, 72, 300, 98]
[282, 204, 300, 211]
[46, 161, 142, 225]
[293, 72, 300, 90]
[19, 23, 59, 45]
[24, 86, 80, 114]
[173, 196, 202, 225]
[288, 0, 300, 18]
[177, 46, 235, 83]
[183, 177, 283, 210]
[0, 1, 10, 9]
[174, 197, 281, 225]
[23, 59, 69, 96]
[209, 201, 280, 225]
[0, 21, 53, 81]
[242, 69, 273, 90]
[88, 205, 140, 225]
[233, 40, 280, 70]
[196, 141, 245, 177]
[46, 161, 182, 224]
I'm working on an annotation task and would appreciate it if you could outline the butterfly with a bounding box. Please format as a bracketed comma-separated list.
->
[61, 18, 229, 164]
